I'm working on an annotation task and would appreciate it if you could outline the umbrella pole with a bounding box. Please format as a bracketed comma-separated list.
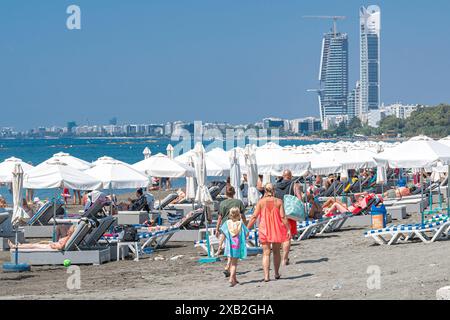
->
[421, 173, 424, 225]
[159, 178, 162, 224]
[204, 205, 212, 257]
[14, 225, 18, 265]
[109, 186, 113, 216]
[52, 189, 57, 242]
[429, 176, 432, 211]
[359, 172, 362, 193]
[447, 164, 450, 216]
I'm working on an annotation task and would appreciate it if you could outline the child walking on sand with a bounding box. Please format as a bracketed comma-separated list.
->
[216, 207, 249, 287]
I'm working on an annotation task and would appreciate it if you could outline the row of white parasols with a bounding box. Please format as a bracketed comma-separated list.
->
[1, 135, 450, 190]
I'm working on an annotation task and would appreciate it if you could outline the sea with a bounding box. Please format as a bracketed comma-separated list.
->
[0, 137, 334, 203]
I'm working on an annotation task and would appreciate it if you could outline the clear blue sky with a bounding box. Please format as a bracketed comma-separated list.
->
[1, 0, 449, 130]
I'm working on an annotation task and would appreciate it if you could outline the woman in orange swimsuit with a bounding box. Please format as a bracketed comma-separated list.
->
[247, 183, 291, 282]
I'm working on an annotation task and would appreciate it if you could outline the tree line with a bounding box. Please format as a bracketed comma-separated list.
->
[316, 104, 450, 139]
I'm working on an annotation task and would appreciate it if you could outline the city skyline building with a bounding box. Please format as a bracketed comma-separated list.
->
[359, 5, 381, 118]
[318, 31, 349, 122]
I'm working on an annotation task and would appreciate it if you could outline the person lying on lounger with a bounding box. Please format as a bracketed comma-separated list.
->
[383, 186, 415, 199]
[322, 193, 373, 217]
[8, 225, 75, 250]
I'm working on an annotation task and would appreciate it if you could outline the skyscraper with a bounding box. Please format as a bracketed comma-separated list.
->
[318, 32, 349, 122]
[359, 5, 381, 118]
[347, 81, 361, 119]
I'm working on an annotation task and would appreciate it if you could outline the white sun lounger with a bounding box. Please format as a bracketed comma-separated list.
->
[364, 219, 450, 246]
[12, 218, 111, 265]
[102, 227, 179, 251]
[0, 209, 25, 251]
[296, 219, 328, 241]
[317, 213, 353, 235]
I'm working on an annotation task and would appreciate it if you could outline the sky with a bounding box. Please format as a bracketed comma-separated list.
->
[1, 0, 449, 130]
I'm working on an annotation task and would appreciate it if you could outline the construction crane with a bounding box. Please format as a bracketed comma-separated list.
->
[302, 15, 346, 37]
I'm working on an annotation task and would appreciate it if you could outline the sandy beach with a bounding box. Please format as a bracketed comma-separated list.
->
[0, 211, 448, 300]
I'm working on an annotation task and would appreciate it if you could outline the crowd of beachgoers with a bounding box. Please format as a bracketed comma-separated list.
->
[0, 135, 449, 298]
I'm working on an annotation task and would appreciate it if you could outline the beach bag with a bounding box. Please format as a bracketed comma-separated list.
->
[283, 195, 306, 222]
[119, 225, 139, 242]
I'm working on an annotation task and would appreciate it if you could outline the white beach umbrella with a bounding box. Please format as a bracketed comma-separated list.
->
[332, 150, 377, 170]
[11, 164, 28, 226]
[85, 158, 149, 190]
[0, 157, 34, 183]
[36, 152, 92, 171]
[176, 150, 229, 177]
[374, 136, 450, 168]
[193, 143, 212, 205]
[23, 159, 102, 190]
[143, 147, 152, 160]
[185, 156, 197, 201]
[253, 148, 310, 177]
[229, 148, 243, 201]
[439, 136, 450, 148]
[244, 145, 260, 206]
[206, 148, 231, 168]
[92, 156, 128, 166]
[133, 153, 194, 178]
[299, 152, 342, 175]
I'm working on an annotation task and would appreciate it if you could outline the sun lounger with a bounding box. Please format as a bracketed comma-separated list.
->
[156, 193, 178, 210]
[171, 208, 205, 230]
[12, 218, 111, 265]
[0, 211, 9, 226]
[0, 209, 25, 251]
[364, 218, 450, 246]
[83, 215, 116, 247]
[296, 219, 328, 241]
[102, 227, 179, 252]
[317, 213, 354, 235]
[320, 180, 340, 197]
[27, 201, 64, 226]
[383, 197, 428, 214]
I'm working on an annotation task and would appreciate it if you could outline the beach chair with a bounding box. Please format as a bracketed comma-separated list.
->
[207, 181, 227, 199]
[320, 180, 340, 197]
[0, 211, 9, 226]
[102, 226, 180, 251]
[12, 218, 111, 265]
[83, 215, 116, 247]
[296, 219, 328, 241]
[351, 176, 371, 193]
[156, 193, 178, 210]
[172, 208, 205, 230]
[364, 218, 450, 246]
[82, 199, 108, 219]
[317, 213, 353, 235]
[27, 201, 64, 226]
[139, 227, 180, 250]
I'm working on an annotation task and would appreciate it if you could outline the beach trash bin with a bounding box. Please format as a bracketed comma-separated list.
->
[371, 204, 387, 230]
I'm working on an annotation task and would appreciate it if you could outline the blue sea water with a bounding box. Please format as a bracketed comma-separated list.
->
[0, 137, 332, 203]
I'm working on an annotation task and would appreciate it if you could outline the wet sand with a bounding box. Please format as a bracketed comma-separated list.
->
[0, 212, 448, 300]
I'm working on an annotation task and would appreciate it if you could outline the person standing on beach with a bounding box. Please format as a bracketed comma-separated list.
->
[274, 169, 301, 266]
[215, 186, 247, 277]
[247, 183, 290, 282]
[216, 207, 249, 287]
